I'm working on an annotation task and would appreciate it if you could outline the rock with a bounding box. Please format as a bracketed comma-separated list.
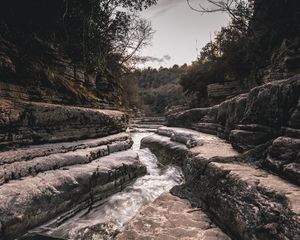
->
[283, 163, 300, 184]
[229, 129, 271, 152]
[141, 134, 191, 166]
[167, 108, 212, 128]
[0, 136, 133, 185]
[289, 100, 300, 128]
[169, 131, 199, 148]
[142, 129, 239, 175]
[282, 127, 300, 138]
[191, 122, 222, 136]
[207, 81, 241, 99]
[263, 136, 300, 184]
[74, 222, 120, 240]
[140, 130, 300, 240]
[0, 99, 128, 148]
[107, 140, 133, 154]
[284, 55, 300, 71]
[167, 75, 300, 152]
[268, 137, 300, 162]
[117, 192, 231, 240]
[0, 36, 122, 106]
[0, 133, 129, 166]
[156, 127, 174, 137]
[216, 93, 248, 134]
[129, 117, 166, 132]
[172, 162, 300, 240]
[242, 76, 299, 128]
[0, 150, 146, 239]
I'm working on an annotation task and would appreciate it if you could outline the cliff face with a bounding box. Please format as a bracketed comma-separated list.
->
[168, 74, 300, 184]
[0, 35, 121, 107]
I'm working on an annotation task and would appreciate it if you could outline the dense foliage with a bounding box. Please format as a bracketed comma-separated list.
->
[0, 0, 157, 81]
[180, 0, 299, 106]
[123, 65, 192, 116]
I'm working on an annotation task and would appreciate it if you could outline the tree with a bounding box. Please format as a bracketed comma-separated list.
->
[186, 0, 254, 32]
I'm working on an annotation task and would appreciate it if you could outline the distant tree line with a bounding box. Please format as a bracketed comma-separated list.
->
[123, 64, 193, 116]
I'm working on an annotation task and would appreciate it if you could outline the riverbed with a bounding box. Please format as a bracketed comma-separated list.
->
[24, 132, 183, 239]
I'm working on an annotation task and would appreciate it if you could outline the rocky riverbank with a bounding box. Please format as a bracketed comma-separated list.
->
[140, 127, 300, 240]
[0, 98, 127, 149]
[0, 75, 299, 240]
[0, 99, 146, 239]
[167, 75, 300, 185]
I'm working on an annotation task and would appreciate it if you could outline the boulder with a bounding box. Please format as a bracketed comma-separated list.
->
[229, 130, 271, 152]
[263, 136, 300, 184]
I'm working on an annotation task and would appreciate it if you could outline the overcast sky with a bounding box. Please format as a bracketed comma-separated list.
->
[138, 0, 229, 68]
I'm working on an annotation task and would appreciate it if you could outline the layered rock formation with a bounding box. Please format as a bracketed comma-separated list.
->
[0, 98, 127, 149]
[129, 117, 167, 132]
[0, 94, 144, 239]
[0, 36, 102, 106]
[140, 127, 300, 240]
[168, 75, 300, 184]
[0, 132, 146, 239]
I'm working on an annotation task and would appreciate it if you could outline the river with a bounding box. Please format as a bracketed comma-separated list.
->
[24, 132, 183, 239]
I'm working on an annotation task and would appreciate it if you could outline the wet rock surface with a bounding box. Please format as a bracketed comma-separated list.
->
[117, 192, 231, 240]
[0, 132, 146, 239]
[142, 127, 300, 240]
[0, 135, 133, 185]
[20, 133, 183, 240]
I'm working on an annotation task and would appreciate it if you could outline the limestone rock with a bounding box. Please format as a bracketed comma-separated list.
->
[229, 129, 270, 152]
[168, 75, 300, 152]
[140, 130, 300, 240]
[0, 99, 128, 148]
[0, 150, 146, 239]
[263, 136, 300, 184]
[117, 192, 231, 240]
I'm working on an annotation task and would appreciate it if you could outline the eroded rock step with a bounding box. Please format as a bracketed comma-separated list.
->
[117, 192, 230, 240]
[166, 76, 300, 185]
[0, 133, 130, 166]
[129, 117, 167, 133]
[0, 150, 146, 240]
[0, 98, 127, 149]
[141, 127, 300, 240]
[0, 133, 132, 185]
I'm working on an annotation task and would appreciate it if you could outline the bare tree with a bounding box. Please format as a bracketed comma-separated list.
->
[186, 0, 253, 31]
[119, 18, 154, 65]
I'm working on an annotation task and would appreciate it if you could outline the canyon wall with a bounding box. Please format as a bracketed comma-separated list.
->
[167, 74, 300, 184]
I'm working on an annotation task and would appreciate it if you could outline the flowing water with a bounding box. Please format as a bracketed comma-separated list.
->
[26, 132, 183, 239]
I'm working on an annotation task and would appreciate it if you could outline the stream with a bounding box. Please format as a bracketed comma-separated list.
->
[26, 132, 183, 239]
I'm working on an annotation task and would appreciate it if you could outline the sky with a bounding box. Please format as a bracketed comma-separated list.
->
[137, 0, 229, 68]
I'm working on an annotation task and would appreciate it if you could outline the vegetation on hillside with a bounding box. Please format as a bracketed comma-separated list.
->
[181, 0, 299, 106]
[0, 0, 157, 104]
[123, 65, 193, 116]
